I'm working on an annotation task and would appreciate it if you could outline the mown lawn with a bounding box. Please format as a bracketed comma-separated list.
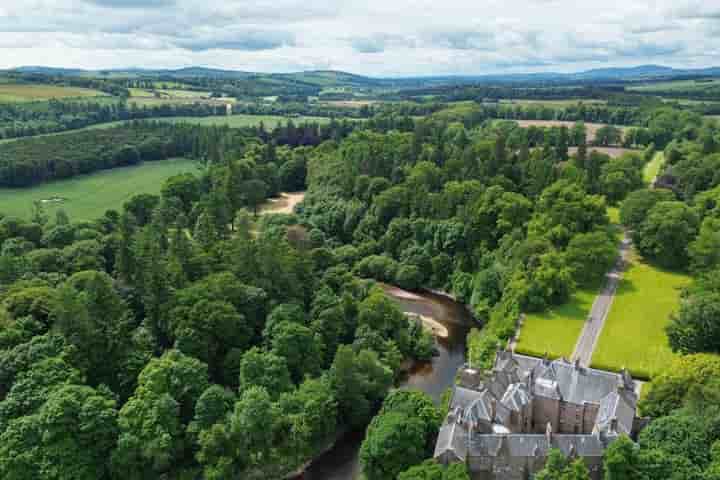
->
[515, 287, 599, 360]
[0, 158, 200, 221]
[590, 250, 691, 380]
[643, 152, 665, 184]
[0, 83, 106, 102]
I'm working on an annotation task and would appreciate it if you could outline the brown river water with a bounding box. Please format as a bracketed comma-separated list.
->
[296, 285, 475, 480]
[260, 191, 476, 479]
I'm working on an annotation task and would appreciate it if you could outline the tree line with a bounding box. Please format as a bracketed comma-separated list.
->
[0, 119, 443, 479]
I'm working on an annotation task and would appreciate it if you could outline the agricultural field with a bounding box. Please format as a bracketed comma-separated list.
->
[590, 250, 691, 380]
[129, 88, 212, 99]
[498, 99, 607, 108]
[0, 114, 331, 144]
[627, 78, 720, 92]
[515, 287, 599, 359]
[0, 83, 106, 102]
[512, 120, 627, 142]
[155, 114, 331, 129]
[0, 158, 199, 221]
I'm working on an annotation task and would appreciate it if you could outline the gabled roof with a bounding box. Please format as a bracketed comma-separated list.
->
[595, 391, 635, 435]
[501, 383, 532, 412]
[469, 433, 611, 458]
[502, 353, 638, 407]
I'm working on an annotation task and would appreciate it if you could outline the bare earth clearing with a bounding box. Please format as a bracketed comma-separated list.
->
[513, 120, 627, 143]
[568, 146, 636, 158]
[259, 192, 306, 215]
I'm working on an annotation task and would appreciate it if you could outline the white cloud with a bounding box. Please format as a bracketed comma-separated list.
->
[0, 0, 716, 75]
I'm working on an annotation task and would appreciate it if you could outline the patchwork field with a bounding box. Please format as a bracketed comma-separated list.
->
[0, 158, 199, 221]
[0, 83, 106, 102]
[515, 287, 599, 360]
[590, 250, 691, 380]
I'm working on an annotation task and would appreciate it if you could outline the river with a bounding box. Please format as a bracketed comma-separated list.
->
[298, 285, 475, 480]
[260, 191, 475, 479]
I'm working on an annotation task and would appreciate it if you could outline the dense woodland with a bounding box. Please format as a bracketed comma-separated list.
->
[2, 99, 720, 479]
[0, 100, 226, 140]
[0, 118, 356, 187]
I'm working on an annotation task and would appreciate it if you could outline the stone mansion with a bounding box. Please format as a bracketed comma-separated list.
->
[434, 350, 645, 480]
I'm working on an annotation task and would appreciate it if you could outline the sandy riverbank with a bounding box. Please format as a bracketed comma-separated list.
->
[260, 191, 306, 215]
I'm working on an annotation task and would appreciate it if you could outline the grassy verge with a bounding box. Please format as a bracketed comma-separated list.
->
[590, 249, 690, 380]
[515, 287, 598, 359]
[643, 152, 665, 184]
[0, 158, 200, 221]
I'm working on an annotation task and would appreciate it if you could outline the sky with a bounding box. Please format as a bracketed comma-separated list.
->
[0, 0, 718, 76]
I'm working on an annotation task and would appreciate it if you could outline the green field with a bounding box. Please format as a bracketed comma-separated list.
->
[628, 78, 720, 92]
[590, 250, 691, 380]
[0, 114, 332, 145]
[129, 87, 213, 100]
[607, 206, 620, 225]
[0, 158, 200, 221]
[515, 287, 598, 359]
[0, 83, 106, 102]
[643, 152, 665, 184]
[498, 99, 607, 108]
[153, 115, 330, 128]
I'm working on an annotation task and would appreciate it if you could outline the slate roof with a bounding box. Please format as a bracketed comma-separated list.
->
[596, 391, 635, 435]
[435, 351, 638, 464]
[506, 353, 638, 406]
[434, 418, 469, 461]
[501, 383, 532, 412]
[469, 433, 612, 458]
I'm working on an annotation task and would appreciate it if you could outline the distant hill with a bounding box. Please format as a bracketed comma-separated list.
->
[5, 64, 720, 88]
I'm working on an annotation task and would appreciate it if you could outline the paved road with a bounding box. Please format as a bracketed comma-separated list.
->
[571, 232, 631, 367]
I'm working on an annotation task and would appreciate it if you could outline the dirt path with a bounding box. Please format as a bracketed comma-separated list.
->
[571, 232, 631, 367]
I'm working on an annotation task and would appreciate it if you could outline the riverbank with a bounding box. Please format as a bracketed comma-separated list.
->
[297, 284, 475, 479]
[259, 191, 306, 215]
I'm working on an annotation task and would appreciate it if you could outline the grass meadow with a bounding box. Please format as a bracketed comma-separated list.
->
[515, 287, 599, 360]
[643, 152, 665, 184]
[0, 158, 200, 221]
[0, 83, 106, 102]
[590, 250, 691, 380]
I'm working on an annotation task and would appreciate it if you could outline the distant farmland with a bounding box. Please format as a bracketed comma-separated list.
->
[0, 83, 106, 102]
[0, 158, 199, 221]
[0, 114, 333, 144]
[512, 120, 628, 142]
[153, 115, 331, 129]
